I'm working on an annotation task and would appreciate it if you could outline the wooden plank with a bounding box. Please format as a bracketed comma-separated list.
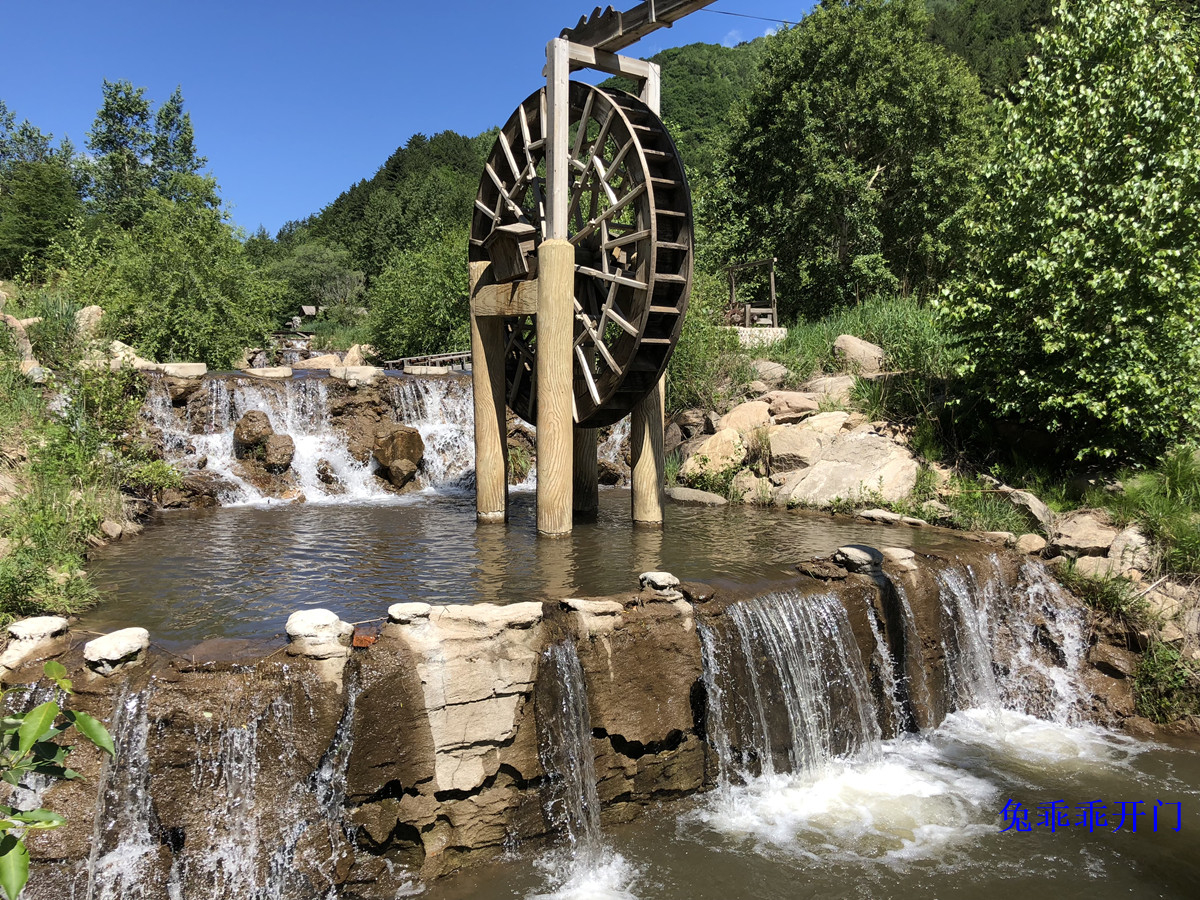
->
[546, 38, 571, 242]
[471, 278, 540, 317]
[562, 1, 718, 55]
[536, 239, 576, 536]
[470, 261, 509, 525]
[565, 44, 654, 80]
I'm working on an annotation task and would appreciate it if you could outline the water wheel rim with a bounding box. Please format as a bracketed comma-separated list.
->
[470, 82, 692, 429]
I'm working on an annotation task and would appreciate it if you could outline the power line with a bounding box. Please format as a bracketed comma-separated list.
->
[701, 7, 800, 28]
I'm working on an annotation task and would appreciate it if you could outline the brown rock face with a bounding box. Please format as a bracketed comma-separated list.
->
[373, 423, 425, 488]
[1052, 511, 1119, 557]
[262, 434, 296, 473]
[233, 410, 274, 457]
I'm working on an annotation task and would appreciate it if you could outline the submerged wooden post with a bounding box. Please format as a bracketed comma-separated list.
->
[470, 260, 508, 524]
[573, 427, 600, 519]
[630, 61, 667, 528]
[537, 37, 574, 536]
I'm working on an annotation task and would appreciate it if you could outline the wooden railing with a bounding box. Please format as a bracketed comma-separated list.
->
[383, 351, 472, 371]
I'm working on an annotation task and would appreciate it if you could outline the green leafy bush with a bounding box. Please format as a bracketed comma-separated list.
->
[1135, 642, 1200, 723]
[367, 226, 470, 360]
[942, 0, 1200, 462]
[665, 270, 750, 412]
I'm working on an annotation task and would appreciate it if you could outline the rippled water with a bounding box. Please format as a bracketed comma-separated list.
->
[423, 713, 1200, 900]
[83, 488, 962, 650]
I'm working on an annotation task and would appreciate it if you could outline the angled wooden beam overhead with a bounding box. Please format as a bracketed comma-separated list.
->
[561, 1, 718, 53]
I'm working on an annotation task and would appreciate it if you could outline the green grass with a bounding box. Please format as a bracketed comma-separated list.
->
[1056, 564, 1149, 625]
[309, 318, 371, 353]
[1135, 642, 1200, 724]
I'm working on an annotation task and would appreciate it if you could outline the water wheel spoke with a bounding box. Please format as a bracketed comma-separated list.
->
[571, 181, 646, 246]
[486, 164, 533, 226]
[569, 91, 596, 163]
[498, 128, 523, 184]
[575, 345, 603, 406]
[602, 229, 651, 251]
[577, 266, 646, 292]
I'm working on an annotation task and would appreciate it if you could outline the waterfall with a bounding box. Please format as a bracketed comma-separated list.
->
[534, 642, 637, 900]
[83, 688, 158, 900]
[936, 557, 1088, 723]
[141, 373, 482, 507]
[387, 377, 475, 490]
[700, 591, 882, 782]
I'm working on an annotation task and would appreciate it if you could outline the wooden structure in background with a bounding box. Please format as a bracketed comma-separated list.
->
[468, 2, 709, 535]
[727, 257, 778, 328]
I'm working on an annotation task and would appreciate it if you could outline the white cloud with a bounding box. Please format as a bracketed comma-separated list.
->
[722, 29, 743, 47]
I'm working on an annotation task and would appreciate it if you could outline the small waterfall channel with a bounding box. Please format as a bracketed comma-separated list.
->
[140, 372, 624, 507]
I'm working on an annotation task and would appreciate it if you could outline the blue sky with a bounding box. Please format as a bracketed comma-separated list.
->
[3, 1, 812, 237]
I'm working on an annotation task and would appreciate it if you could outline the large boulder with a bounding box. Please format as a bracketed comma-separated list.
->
[262, 434, 296, 473]
[768, 425, 828, 472]
[374, 422, 425, 488]
[293, 353, 343, 370]
[780, 431, 920, 507]
[678, 428, 746, 484]
[750, 358, 789, 388]
[832, 334, 885, 375]
[1108, 526, 1154, 572]
[232, 410, 274, 458]
[718, 400, 770, 433]
[801, 374, 856, 405]
[1051, 511, 1119, 557]
[763, 390, 820, 424]
[74, 305, 104, 341]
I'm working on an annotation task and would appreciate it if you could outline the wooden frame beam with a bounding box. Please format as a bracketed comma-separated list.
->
[561, 1, 718, 54]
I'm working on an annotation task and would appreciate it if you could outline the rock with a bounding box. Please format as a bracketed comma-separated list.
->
[387, 602, 432, 624]
[781, 432, 919, 507]
[74, 305, 104, 341]
[1089, 643, 1138, 679]
[747, 379, 769, 396]
[763, 390, 820, 424]
[678, 428, 745, 484]
[1052, 511, 1119, 557]
[982, 531, 1016, 545]
[1108, 526, 1154, 572]
[1143, 590, 1182, 622]
[703, 410, 721, 434]
[0, 616, 70, 671]
[84, 627, 150, 676]
[293, 353, 343, 370]
[1074, 556, 1120, 580]
[664, 422, 683, 455]
[858, 508, 902, 524]
[750, 358, 789, 388]
[801, 374, 856, 405]
[373, 423, 425, 488]
[730, 469, 771, 503]
[402, 365, 451, 376]
[796, 559, 849, 580]
[245, 367, 294, 379]
[233, 410, 274, 457]
[330, 365, 383, 386]
[99, 519, 124, 540]
[832, 334, 885, 375]
[679, 582, 716, 603]
[673, 409, 707, 439]
[800, 411, 850, 435]
[665, 486, 728, 506]
[718, 400, 770, 433]
[881, 547, 918, 570]
[1006, 489, 1054, 533]
[285, 609, 354, 660]
[639, 571, 680, 591]
[901, 516, 928, 527]
[343, 344, 369, 367]
[157, 363, 207, 378]
[263, 434, 296, 473]
[920, 499, 954, 524]
[833, 545, 883, 574]
[1015, 534, 1048, 555]
[597, 458, 625, 485]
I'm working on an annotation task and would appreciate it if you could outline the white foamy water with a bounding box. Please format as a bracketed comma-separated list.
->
[528, 852, 641, 900]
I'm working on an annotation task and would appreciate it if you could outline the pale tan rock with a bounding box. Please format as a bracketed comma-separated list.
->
[801, 411, 851, 435]
[679, 428, 746, 484]
[718, 400, 770, 433]
[801, 374, 855, 405]
[343, 344, 368, 367]
[292, 353, 343, 370]
[1074, 556, 1120, 580]
[1016, 534, 1048, 555]
[74, 305, 104, 341]
[245, 366, 293, 379]
[1052, 512, 1119, 557]
[768, 425, 828, 472]
[782, 432, 919, 507]
[833, 334, 885, 375]
[750, 358, 789, 388]
[763, 390, 820, 424]
[1108, 526, 1154, 572]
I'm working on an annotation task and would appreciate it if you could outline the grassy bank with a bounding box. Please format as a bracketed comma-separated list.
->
[0, 289, 177, 624]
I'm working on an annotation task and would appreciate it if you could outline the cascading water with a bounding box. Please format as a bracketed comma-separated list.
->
[387, 377, 476, 490]
[535, 642, 637, 900]
[700, 590, 882, 781]
[83, 688, 158, 900]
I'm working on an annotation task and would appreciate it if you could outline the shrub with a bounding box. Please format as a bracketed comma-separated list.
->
[942, 0, 1200, 462]
[666, 270, 750, 412]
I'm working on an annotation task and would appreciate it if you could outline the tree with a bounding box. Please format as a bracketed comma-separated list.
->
[51, 194, 287, 368]
[267, 239, 364, 310]
[0, 159, 82, 278]
[86, 80, 154, 227]
[367, 227, 470, 359]
[151, 87, 213, 205]
[714, 0, 990, 318]
[942, 0, 1200, 462]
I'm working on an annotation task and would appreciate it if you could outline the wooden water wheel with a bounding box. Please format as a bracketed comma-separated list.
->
[470, 82, 693, 429]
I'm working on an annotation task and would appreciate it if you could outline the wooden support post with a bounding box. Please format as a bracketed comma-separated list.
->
[573, 427, 599, 519]
[630, 58, 667, 529]
[631, 376, 666, 527]
[536, 37, 574, 537]
[536, 239, 575, 536]
[470, 261, 509, 524]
